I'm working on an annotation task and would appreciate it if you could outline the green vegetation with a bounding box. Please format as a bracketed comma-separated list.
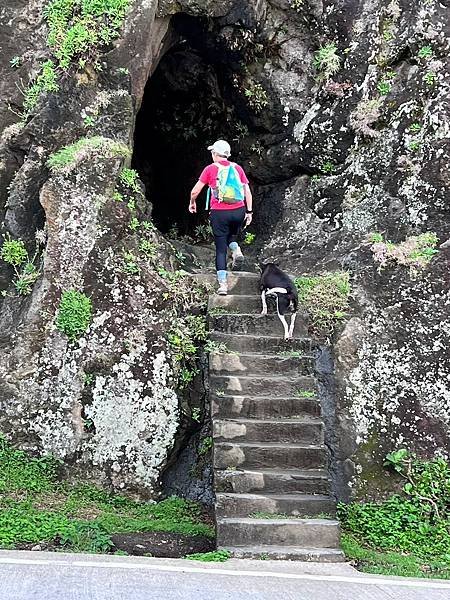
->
[408, 140, 421, 152]
[194, 223, 213, 242]
[278, 350, 303, 358]
[418, 45, 433, 59]
[244, 82, 269, 112]
[22, 0, 131, 118]
[0, 235, 40, 296]
[119, 168, 141, 193]
[0, 436, 213, 553]
[289, 0, 303, 11]
[56, 289, 92, 342]
[314, 43, 341, 80]
[198, 437, 213, 456]
[249, 512, 289, 519]
[122, 250, 140, 275]
[185, 550, 230, 562]
[168, 315, 209, 389]
[321, 160, 335, 175]
[424, 71, 437, 87]
[244, 232, 256, 245]
[47, 136, 129, 171]
[23, 60, 59, 114]
[294, 272, 350, 336]
[409, 122, 421, 133]
[342, 535, 450, 579]
[296, 390, 315, 398]
[45, 0, 132, 69]
[339, 450, 450, 579]
[370, 232, 438, 269]
[10, 56, 22, 68]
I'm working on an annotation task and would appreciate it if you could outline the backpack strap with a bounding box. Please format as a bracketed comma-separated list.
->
[206, 187, 211, 210]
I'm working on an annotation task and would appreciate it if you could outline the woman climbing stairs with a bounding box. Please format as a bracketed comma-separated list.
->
[206, 271, 344, 561]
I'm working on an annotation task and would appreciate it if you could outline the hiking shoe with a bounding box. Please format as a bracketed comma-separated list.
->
[232, 246, 244, 269]
[217, 281, 228, 295]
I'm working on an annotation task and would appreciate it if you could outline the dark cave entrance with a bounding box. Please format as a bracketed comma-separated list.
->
[132, 13, 279, 239]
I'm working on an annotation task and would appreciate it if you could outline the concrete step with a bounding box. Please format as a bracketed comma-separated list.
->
[216, 493, 336, 518]
[210, 374, 316, 397]
[217, 517, 340, 548]
[215, 468, 331, 495]
[209, 313, 307, 337]
[211, 395, 320, 419]
[214, 442, 327, 470]
[210, 333, 313, 354]
[209, 294, 262, 314]
[224, 545, 346, 562]
[194, 272, 259, 295]
[213, 418, 323, 444]
[209, 352, 314, 377]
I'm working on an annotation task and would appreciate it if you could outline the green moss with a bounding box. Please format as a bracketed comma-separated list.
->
[56, 289, 92, 342]
[47, 136, 129, 171]
[23, 60, 59, 114]
[185, 550, 231, 562]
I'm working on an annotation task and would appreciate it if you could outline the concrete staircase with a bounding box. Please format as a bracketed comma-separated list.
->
[207, 271, 344, 562]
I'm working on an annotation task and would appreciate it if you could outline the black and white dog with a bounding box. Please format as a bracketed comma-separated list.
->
[260, 263, 298, 340]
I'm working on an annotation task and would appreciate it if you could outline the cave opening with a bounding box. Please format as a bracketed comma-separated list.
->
[132, 13, 277, 240]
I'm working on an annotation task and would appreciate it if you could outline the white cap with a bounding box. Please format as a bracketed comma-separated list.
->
[207, 140, 231, 157]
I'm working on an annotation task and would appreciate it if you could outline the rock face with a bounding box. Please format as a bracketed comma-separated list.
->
[0, 0, 448, 500]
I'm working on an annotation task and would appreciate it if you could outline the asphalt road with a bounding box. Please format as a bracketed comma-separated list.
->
[0, 551, 449, 600]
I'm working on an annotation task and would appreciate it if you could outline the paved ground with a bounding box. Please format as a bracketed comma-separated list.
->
[0, 551, 449, 600]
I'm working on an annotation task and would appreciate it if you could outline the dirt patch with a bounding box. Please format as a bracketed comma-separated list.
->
[111, 531, 215, 557]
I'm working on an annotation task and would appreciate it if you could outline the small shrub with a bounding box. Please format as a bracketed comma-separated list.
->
[321, 160, 335, 174]
[289, 0, 303, 11]
[1, 237, 28, 266]
[10, 56, 22, 68]
[350, 98, 381, 138]
[314, 43, 341, 80]
[370, 232, 438, 270]
[44, 0, 132, 70]
[418, 45, 433, 59]
[424, 71, 437, 87]
[409, 122, 421, 133]
[119, 168, 140, 193]
[244, 232, 256, 245]
[122, 250, 140, 275]
[294, 272, 350, 335]
[56, 289, 92, 342]
[194, 223, 213, 242]
[0, 235, 40, 296]
[244, 82, 269, 112]
[339, 451, 450, 561]
[198, 437, 213, 456]
[23, 60, 59, 114]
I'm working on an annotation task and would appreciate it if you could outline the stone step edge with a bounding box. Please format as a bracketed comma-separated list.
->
[211, 394, 319, 400]
[215, 467, 330, 478]
[217, 517, 340, 526]
[211, 332, 312, 341]
[210, 374, 315, 382]
[215, 442, 326, 450]
[222, 546, 346, 562]
[213, 417, 323, 425]
[216, 492, 334, 502]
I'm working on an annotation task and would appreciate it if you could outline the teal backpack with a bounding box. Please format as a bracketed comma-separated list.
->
[206, 163, 245, 209]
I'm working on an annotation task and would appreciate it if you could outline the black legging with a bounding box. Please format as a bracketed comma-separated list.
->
[210, 207, 246, 271]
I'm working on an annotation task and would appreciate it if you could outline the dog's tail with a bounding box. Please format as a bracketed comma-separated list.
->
[287, 291, 298, 313]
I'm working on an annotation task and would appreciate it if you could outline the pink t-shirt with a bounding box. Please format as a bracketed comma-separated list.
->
[199, 160, 249, 211]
